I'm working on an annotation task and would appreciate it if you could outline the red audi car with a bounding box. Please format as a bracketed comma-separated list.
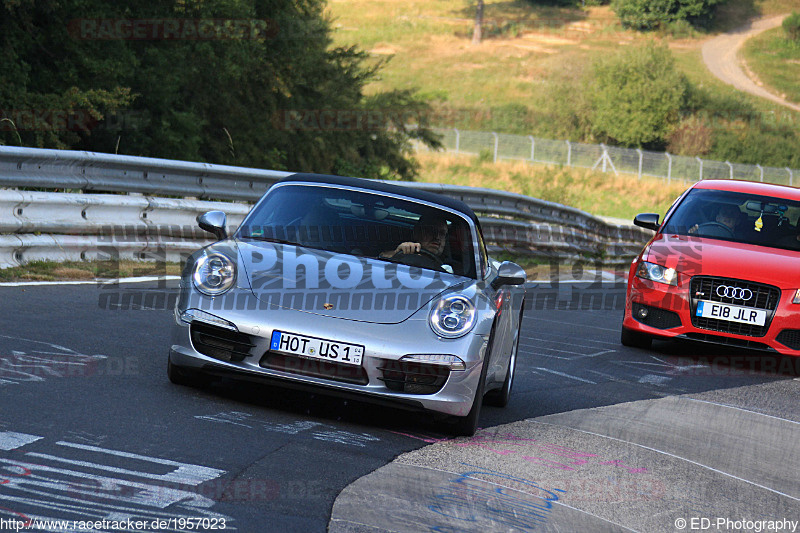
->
[622, 179, 800, 355]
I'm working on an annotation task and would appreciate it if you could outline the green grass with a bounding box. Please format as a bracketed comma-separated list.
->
[328, 2, 633, 112]
[0, 260, 183, 282]
[415, 152, 688, 221]
[742, 26, 800, 105]
[328, 0, 800, 164]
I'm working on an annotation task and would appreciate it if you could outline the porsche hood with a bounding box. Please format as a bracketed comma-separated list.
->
[233, 240, 472, 324]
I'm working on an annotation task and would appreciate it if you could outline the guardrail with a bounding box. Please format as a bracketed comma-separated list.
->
[0, 146, 652, 269]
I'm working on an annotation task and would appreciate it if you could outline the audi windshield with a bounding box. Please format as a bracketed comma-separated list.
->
[662, 189, 800, 251]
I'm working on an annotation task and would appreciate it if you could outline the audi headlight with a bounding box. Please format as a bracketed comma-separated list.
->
[636, 261, 677, 286]
[429, 295, 477, 338]
[793, 289, 800, 304]
[192, 252, 236, 296]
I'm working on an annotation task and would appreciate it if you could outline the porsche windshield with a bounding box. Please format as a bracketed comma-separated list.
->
[662, 189, 800, 251]
[238, 184, 478, 278]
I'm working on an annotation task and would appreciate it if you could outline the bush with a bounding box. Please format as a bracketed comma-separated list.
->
[784, 12, 800, 42]
[613, 0, 727, 31]
[588, 42, 689, 147]
[667, 115, 713, 155]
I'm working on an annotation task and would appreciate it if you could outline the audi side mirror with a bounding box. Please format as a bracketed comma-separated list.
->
[634, 213, 660, 231]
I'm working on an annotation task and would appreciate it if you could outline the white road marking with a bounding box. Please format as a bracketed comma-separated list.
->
[521, 335, 620, 350]
[0, 457, 217, 509]
[534, 348, 617, 360]
[531, 317, 619, 333]
[521, 332, 620, 347]
[685, 398, 800, 426]
[532, 420, 800, 503]
[0, 335, 108, 387]
[195, 411, 254, 428]
[0, 276, 180, 287]
[40, 441, 225, 485]
[586, 370, 629, 382]
[637, 375, 672, 385]
[0, 432, 42, 451]
[0, 433, 234, 530]
[532, 367, 597, 384]
[262, 421, 321, 435]
[310, 430, 381, 447]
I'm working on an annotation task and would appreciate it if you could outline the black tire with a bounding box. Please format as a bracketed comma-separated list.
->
[167, 356, 210, 388]
[620, 326, 653, 350]
[447, 375, 485, 437]
[485, 308, 523, 408]
[446, 326, 496, 436]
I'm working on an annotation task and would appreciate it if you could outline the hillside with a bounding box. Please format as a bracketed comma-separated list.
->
[326, 0, 800, 174]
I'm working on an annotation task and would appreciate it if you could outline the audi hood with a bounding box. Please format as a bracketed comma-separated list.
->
[644, 234, 800, 289]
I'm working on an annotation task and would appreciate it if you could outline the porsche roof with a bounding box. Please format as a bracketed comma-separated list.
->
[278, 173, 480, 224]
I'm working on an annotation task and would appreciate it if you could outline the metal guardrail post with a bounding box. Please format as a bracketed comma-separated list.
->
[528, 136, 535, 163]
[492, 132, 499, 163]
[757, 164, 763, 182]
[454, 128, 460, 155]
[726, 161, 733, 180]
[788, 167, 793, 186]
[599, 144, 606, 173]
[697, 157, 703, 181]
[636, 149, 643, 180]
[666, 153, 672, 183]
[566, 141, 572, 167]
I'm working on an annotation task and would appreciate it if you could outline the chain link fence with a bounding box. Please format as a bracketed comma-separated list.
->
[417, 128, 798, 187]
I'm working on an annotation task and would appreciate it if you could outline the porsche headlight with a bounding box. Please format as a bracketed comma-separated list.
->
[192, 252, 236, 296]
[429, 295, 477, 338]
[636, 261, 677, 286]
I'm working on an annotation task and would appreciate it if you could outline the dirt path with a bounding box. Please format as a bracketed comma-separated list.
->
[702, 14, 800, 112]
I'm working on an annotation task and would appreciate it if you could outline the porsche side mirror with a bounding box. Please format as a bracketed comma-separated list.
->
[492, 261, 527, 290]
[197, 210, 228, 240]
[633, 213, 660, 231]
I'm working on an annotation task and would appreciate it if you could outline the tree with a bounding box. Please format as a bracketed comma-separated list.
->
[784, 12, 800, 42]
[0, 0, 439, 180]
[612, 0, 727, 31]
[472, 0, 485, 44]
[588, 42, 688, 147]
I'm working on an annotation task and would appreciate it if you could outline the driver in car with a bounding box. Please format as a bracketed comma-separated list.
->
[379, 214, 449, 268]
[689, 203, 741, 236]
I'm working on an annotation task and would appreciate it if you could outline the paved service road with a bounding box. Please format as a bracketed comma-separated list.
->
[0, 278, 798, 531]
[702, 14, 800, 113]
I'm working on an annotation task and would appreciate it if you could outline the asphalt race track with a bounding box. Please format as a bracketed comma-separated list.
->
[0, 278, 798, 532]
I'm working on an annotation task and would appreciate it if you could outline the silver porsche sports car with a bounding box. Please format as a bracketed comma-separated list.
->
[168, 173, 526, 435]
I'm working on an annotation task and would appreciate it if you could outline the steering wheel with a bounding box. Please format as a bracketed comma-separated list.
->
[416, 248, 443, 265]
[391, 248, 443, 270]
[696, 222, 734, 238]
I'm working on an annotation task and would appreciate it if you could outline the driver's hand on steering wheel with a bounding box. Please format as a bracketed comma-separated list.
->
[395, 242, 422, 255]
[688, 224, 699, 234]
[380, 242, 422, 258]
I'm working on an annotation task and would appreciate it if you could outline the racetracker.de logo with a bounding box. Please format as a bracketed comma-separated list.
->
[67, 19, 278, 40]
